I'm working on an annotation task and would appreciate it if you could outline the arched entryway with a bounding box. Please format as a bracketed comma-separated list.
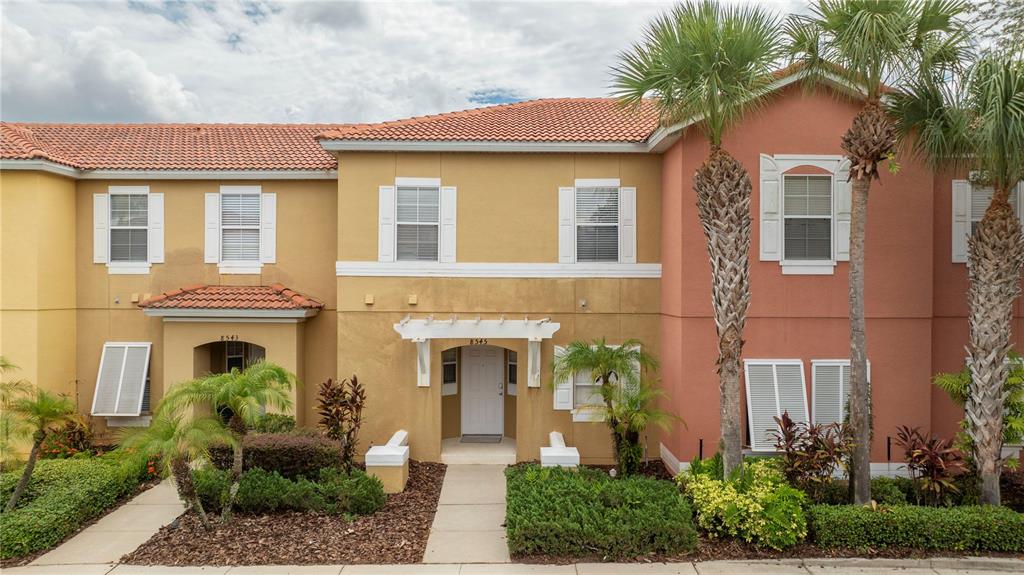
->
[192, 340, 267, 377]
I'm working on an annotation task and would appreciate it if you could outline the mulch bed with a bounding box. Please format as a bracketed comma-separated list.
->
[514, 535, 1024, 565]
[122, 460, 446, 566]
[0, 477, 161, 569]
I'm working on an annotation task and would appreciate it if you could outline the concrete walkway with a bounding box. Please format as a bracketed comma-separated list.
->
[29, 480, 185, 567]
[423, 464, 511, 563]
[5, 558, 1024, 575]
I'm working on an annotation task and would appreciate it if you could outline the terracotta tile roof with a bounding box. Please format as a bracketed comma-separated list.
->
[316, 98, 661, 143]
[0, 123, 346, 171]
[139, 284, 324, 310]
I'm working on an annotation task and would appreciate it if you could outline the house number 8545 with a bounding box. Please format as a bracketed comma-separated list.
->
[470, 338, 488, 345]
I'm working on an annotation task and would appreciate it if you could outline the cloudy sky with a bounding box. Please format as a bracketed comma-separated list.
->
[0, 0, 804, 124]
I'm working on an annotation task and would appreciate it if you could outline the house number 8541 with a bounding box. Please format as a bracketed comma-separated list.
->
[220, 335, 239, 341]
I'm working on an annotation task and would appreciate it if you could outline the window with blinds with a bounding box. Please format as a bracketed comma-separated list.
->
[744, 360, 809, 451]
[441, 348, 457, 396]
[221, 193, 261, 261]
[576, 186, 619, 262]
[396, 186, 439, 261]
[970, 185, 1020, 235]
[783, 175, 832, 261]
[110, 194, 148, 262]
[92, 342, 152, 417]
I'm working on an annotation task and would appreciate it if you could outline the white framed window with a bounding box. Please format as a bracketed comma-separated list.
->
[396, 185, 440, 261]
[558, 178, 636, 265]
[205, 186, 276, 274]
[442, 349, 458, 396]
[576, 185, 619, 262]
[759, 155, 851, 274]
[553, 343, 636, 422]
[92, 342, 152, 417]
[93, 186, 163, 274]
[952, 180, 1024, 262]
[744, 359, 809, 451]
[811, 359, 871, 426]
[783, 175, 833, 262]
[507, 351, 518, 396]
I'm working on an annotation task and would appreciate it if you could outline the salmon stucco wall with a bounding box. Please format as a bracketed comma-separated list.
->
[660, 84, 937, 463]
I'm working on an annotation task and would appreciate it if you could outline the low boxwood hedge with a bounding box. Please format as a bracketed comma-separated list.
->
[505, 464, 697, 559]
[194, 466, 385, 516]
[208, 433, 341, 479]
[0, 454, 146, 559]
[810, 504, 1024, 552]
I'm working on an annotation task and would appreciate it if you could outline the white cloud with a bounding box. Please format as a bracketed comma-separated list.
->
[0, 0, 803, 124]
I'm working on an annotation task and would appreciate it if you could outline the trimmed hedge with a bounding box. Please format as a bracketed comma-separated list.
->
[816, 476, 909, 506]
[194, 466, 385, 515]
[0, 454, 146, 559]
[810, 504, 1024, 552]
[505, 464, 697, 559]
[209, 433, 341, 479]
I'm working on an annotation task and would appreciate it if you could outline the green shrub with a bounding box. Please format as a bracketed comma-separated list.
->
[810, 504, 1024, 551]
[208, 433, 340, 479]
[194, 466, 384, 516]
[39, 421, 93, 460]
[505, 464, 697, 559]
[817, 477, 908, 505]
[0, 454, 144, 558]
[682, 458, 807, 550]
[252, 413, 296, 434]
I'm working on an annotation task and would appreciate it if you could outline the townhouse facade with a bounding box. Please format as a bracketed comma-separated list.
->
[1, 71, 1020, 469]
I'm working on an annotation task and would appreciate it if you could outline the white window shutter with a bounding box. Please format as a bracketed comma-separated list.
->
[618, 186, 637, 263]
[553, 345, 573, 410]
[776, 363, 809, 424]
[91, 342, 152, 417]
[952, 180, 970, 263]
[834, 160, 852, 261]
[812, 362, 844, 425]
[745, 362, 779, 451]
[204, 193, 220, 263]
[378, 185, 396, 263]
[147, 193, 164, 263]
[759, 154, 781, 261]
[260, 193, 276, 263]
[93, 194, 109, 263]
[558, 187, 575, 263]
[439, 186, 457, 263]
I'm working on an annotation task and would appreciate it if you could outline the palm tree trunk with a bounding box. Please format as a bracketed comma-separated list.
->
[4, 430, 44, 512]
[222, 414, 246, 521]
[966, 186, 1024, 506]
[171, 455, 211, 530]
[847, 176, 872, 505]
[694, 146, 751, 477]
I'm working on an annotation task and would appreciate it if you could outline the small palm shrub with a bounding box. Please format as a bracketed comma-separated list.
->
[680, 458, 807, 550]
[4, 389, 77, 511]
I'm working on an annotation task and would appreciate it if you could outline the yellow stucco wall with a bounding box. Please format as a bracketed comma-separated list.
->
[0, 170, 78, 400]
[337, 152, 662, 263]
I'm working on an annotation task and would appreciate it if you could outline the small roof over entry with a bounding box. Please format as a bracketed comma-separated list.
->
[140, 283, 323, 320]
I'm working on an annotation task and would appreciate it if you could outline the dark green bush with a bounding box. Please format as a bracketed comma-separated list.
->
[505, 464, 697, 559]
[0, 454, 144, 558]
[810, 504, 1024, 551]
[252, 413, 296, 434]
[208, 433, 341, 479]
[817, 477, 908, 505]
[194, 466, 384, 516]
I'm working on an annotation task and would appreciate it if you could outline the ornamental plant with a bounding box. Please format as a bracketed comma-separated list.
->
[680, 458, 807, 550]
[895, 425, 964, 507]
[772, 411, 852, 503]
[318, 375, 366, 472]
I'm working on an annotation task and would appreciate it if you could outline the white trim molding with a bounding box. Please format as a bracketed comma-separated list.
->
[336, 261, 661, 278]
[660, 442, 684, 475]
[143, 308, 318, 320]
[0, 159, 80, 177]
[393, 317, 560, 341]
[0, 160, 338, 180]
[107, 262, 152, 275]
[320, 139, 651, 154]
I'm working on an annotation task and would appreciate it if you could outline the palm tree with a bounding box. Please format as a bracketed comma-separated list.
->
[3, 389, 76, 511]
[612, 0, 785, 476]
[118, 412, 236, 530]
[552, 338, 659, 473]
[787, 0, 969, 504]
[599, 378, 680, 475]
[891, 49, 1024, 504]
[159, 360, 293, 520]
[0, 357, 33, 471]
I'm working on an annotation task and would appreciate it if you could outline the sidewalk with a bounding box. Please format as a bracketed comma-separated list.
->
[5, 557, 1024, 575]
[423, 464, 511, 563]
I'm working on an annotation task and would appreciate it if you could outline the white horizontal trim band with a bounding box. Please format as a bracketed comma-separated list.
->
[143, 308, 317, 319]
[336, 261, 661, 278]
[0, 160, 337, 180]
[394, 318, 560, 340]
[320, 140, 652, 154]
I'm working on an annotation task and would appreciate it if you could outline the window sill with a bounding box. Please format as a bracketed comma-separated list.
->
[219, 262, 263, 275]
[780, 261, 836, 275]
[106, 262, 152, 275]
[441, 382, 457, 397]
[571, 409, 605, 423]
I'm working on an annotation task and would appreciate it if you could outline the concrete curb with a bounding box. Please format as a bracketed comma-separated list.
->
[800, 557, 1024, 572]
